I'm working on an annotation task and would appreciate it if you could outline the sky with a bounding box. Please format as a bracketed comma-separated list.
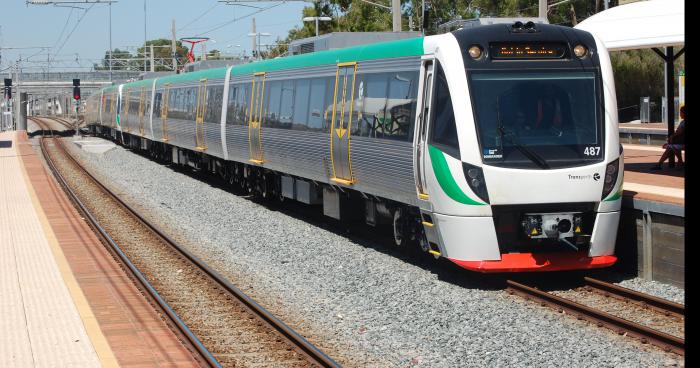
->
[0, 0, 309, 73]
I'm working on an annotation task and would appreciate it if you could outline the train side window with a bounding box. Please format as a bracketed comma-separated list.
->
[167, 88, 177, 119]
[188, 87, 197, 121]
[153, 92, 162, 117]
[177, 88, 185, 120]
[307, 78, 326, 132]
[167, 89, 174, 118]
[176, 88, 183, 118]
[429, 65, 460, 157]
[227, 85, 238, 124]
[172, 88, 180, 119]
[279, 79, 295, 129]
[385, 71, 418, 141]
[265, 81, 282, 128]
[354, 73, 388, 138]
[205, 85, 223, 124]
[293, 79, 311, 130]
[239, 83, 251, 125]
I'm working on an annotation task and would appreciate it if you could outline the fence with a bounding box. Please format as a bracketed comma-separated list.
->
[16, 71, 143, 83]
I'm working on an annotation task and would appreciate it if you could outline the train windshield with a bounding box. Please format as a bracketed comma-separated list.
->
[469, 70, 603, 169]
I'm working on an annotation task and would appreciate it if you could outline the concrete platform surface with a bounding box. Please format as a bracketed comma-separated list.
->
[2, 131, 200, 367]
[73, 139, 117, 154]
[622, 143, 684, 207]
[1, 131, 103, 367]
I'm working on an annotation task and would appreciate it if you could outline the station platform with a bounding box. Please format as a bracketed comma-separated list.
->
[619, 121, 676, 146]
[0, 131, 199, 367]
[622, 143, 684, 208]
[619, 143, 684, 288]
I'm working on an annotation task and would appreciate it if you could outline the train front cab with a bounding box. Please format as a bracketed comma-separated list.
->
[415, 23, 622, 272]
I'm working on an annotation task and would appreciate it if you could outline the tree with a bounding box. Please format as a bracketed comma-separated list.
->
[94, 48, 133, 71]
[137, 39, 189, 71]
[611, 49, 685, 122]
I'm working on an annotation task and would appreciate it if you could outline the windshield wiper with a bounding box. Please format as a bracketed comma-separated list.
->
[498, 126, 550, 169]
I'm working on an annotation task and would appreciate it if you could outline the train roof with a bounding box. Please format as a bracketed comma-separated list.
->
[109, 36, 424, 91]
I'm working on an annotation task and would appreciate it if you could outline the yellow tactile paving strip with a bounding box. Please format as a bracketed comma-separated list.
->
[0, 131, 101, 367]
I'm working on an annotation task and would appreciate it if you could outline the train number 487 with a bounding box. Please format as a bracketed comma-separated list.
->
[583, 146, 601, 156]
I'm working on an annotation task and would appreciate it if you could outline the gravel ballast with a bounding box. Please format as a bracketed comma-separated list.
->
[61, 135, 684, 367]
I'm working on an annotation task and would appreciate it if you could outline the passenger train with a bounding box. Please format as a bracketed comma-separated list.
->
[85, 21, 622, 272]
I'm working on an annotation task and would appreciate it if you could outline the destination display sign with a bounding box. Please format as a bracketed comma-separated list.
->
[490, 43, 567, 60]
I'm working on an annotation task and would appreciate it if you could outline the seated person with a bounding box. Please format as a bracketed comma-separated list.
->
[651, 105, 685, 170]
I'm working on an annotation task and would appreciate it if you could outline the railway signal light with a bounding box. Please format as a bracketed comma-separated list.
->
[73, 79, 81, 100]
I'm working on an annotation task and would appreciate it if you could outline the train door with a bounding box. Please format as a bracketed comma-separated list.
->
[116, 86, 123, 132]
[195, 79, 208, 150]
[414, 58, 435, 203]
[248, 72, 266, 164]
[330, 62, 358, 185]
[161, 84, 171, 141]
[123, 88, 131, 132]
[110, 93, 117, 128]
[138, 87, 146, 136]
[99, 90, 104, 126]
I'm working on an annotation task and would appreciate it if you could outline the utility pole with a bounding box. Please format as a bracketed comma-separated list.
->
[171, 19, 178, 72]
[150, 44, 155, 72]
[109, 2, 113, 81]
[539, 0, 547, 20]
[144, 0, 147, 72]
[392, 0, 401, 31]
[251, 18, 257, 59]
[14, 62, 21, 131]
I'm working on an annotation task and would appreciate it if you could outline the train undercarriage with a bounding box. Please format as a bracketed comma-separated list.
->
[92, 125, 429, 254]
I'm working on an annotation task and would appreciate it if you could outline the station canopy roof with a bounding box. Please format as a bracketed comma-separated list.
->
[575, 0, 684, 51]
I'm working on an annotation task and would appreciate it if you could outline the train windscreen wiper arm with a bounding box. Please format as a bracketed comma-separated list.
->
[498, 126, 550, 169]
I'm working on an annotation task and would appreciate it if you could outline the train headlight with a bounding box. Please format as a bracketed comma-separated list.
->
[601, 159, 620, 199]
[573, 44, 588, 58]
[468, 45, 483, 59]
[462, 163, 489, 203]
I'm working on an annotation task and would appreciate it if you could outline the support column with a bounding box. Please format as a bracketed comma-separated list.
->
[539, 0, 548, 20]
[664, 46, 675, 167]
[18, 92, 27, 131]
[641, 211, 653, 280]
[392, 0, 401, 31]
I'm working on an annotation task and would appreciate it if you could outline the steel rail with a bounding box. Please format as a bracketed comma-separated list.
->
[506, 279, 684, 356]
[584, 277, 685, 317]
[36, 117, 340, 368]
[35, 117, 220, 368]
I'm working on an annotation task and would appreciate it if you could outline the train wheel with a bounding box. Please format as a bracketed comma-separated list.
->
[393, 208, 408, 247]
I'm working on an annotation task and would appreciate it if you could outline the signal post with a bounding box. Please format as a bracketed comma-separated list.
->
[73, 79, 81, 135]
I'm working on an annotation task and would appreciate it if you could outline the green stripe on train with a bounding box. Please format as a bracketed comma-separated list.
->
[428, 145, 486, 206]
[603, 189, 622, 201]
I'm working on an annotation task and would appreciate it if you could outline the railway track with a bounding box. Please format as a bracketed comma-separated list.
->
[507, 276, 684, 356]
[34, 117, 339, 368]
[33, 116, 75, 133]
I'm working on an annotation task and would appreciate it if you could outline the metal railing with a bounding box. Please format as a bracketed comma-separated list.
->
[16, 71, 143, 82]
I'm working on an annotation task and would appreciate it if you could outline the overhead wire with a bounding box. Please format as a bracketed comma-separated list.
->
[53, 3, 97, 58]
[178, 1, 221, 32]
[195, 2, 285, 37]
[51, 8, 75, 52]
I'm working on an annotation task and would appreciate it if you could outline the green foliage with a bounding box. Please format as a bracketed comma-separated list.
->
[267, 0, 600, 56]
[611, 49, 685, 121]
[611, 49, 664, 112]
[96, 39, 190, 72]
